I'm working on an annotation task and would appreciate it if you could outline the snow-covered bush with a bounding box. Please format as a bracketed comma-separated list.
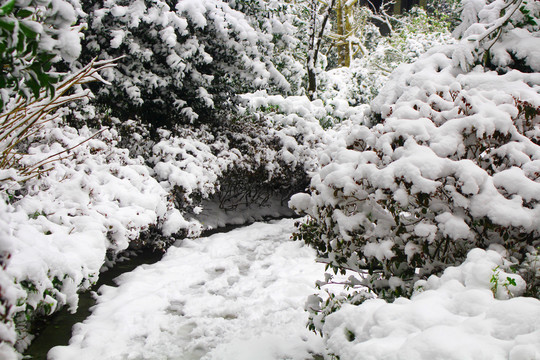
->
[291, 0, 540, 310]
[0, 114, 195, 357]
[319, 248, 540, 359]
[0, 0, 84, 111]
[78, 0, 290, 126]
[147, 98, 331, 215]
[229, 0, 307, 94]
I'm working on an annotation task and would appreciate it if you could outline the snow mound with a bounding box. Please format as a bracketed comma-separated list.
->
[323, 249, 540, 360]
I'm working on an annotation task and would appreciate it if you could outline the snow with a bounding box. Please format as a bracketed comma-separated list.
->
[322, 249, 540, 360]
[48, 219, 327, 360]
[1, 1, 539, 359]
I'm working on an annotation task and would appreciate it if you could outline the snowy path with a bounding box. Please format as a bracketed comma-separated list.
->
[48, 219, 326, 360]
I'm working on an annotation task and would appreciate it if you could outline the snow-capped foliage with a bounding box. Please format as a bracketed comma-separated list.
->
[0, 0, 84, 112]
[0, 116, 194, 357]
[320, 248, 540, 359]
[453, 0, 539, 72]
[78, 0, 291, 125]
[292, 0, 540, 304]
[314, 7, 455, 108]
[229, 0, 308, 94]
[148, 105, 330, 213]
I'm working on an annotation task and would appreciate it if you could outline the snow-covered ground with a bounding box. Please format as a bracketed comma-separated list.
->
[48, 219, 327, 360]
[25, 219, 540, 360]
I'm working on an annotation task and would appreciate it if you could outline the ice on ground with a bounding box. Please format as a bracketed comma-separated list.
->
[48, 219, 326, 360]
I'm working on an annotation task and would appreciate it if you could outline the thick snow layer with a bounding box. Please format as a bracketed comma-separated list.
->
[48, 219, 326, 360]
[322, 249, 540, 360]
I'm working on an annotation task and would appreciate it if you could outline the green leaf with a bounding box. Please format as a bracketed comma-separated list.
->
[48, 83, 55, 99]
[0, 0, 16, 16]
[26, 77, 40, 98]
[36, 70, 49, 87]
[19, 22, 38, 39]
[0, 18, 15, 32]
[16, 9, 33, 19]
[16, 32, 25, 52]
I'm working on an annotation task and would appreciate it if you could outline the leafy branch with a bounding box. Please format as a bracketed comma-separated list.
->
[0, 57, 120, 181]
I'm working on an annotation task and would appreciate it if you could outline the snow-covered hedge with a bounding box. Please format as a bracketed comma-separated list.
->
[291, 0, 540, 307]
[78, 0, 291, 125]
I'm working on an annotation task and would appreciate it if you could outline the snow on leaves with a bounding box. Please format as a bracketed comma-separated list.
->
[292, 0, 540, 302]
[80, 0, 289, 125]
[0, 0, 84, 112]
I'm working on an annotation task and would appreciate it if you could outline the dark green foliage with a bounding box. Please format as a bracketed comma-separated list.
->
[0, 0, 60, 111]
[77, 0, 287, 128]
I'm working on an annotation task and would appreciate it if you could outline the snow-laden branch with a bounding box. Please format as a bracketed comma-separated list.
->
[0, 57, 120, 180]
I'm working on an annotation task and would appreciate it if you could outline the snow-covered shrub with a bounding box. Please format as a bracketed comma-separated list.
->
[426, 0, 463, 29]
[147, 100, 330, 216]
[0, 59, 117, 179]
[78, 0, 290, 126]
[315, 6, 455, 111]
[214, 115, 315, 209]
[0, 114, 197, 356]
[0, 0, 84, 111]
[229, 0, 307, 94]
[291, 0, 540, 309]
[319, 248, 540, 359]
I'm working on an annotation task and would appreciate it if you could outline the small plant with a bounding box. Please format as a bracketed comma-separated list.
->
[490, 266, 517, 298]
[28, 210, 44, 219]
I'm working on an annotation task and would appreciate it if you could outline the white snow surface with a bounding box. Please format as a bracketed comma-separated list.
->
[323, 249, 540, 360]
[48, 219, 327, 360]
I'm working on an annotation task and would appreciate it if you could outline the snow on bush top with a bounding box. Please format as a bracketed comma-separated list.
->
[322, 248, 540, 360]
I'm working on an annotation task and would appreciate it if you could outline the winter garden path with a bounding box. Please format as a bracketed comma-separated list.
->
[47, 219, 327, 360]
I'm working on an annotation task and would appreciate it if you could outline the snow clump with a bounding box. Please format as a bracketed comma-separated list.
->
[322, 248, 540, 360]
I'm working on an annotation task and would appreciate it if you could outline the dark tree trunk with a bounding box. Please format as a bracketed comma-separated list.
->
[306, 0, 336, 100]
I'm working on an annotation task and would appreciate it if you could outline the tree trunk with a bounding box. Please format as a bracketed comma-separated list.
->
[393, 0, 402, 14]
[336, 0, 346, 66]
[306, 0, 336, 99]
